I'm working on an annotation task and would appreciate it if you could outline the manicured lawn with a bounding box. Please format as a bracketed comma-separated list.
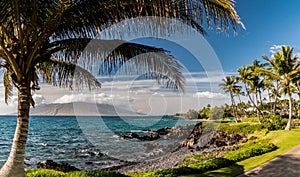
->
[181, 128, 300, 177]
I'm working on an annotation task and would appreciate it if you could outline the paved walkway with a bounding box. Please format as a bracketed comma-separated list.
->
[238, 145, 300, 177]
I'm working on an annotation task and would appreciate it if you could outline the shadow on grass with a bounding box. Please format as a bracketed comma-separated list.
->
[182, 163, 245, 177]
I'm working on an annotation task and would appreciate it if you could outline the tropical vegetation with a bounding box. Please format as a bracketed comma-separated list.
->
[211, 46, 300, 130]
[183, 46, 300, 131]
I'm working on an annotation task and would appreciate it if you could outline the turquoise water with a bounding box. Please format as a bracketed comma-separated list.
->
[0, 115, 196, 170]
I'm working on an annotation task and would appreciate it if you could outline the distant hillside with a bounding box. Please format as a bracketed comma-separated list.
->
[30, 102, 138, 116]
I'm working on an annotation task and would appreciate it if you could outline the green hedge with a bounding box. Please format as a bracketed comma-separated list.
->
[26, 169, 64, 177]
[218, 123, 263, 134]
[242, 117, 260, 123]
[143, 167, 199, 177]
[25, 169, 128, 177]
[261, 115, 288, 130]
[141, 141, 277, 177]
[223, 141, 277, 161]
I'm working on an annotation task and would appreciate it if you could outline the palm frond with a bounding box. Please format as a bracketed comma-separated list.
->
[37, 39, 185, 91]
[3, 70, 13, 104]
[0, 0, 243, 95]
[38, 58, 101, 90]
[50, 0, 243, 39]
[41, 39, 128, 63]
[101, 43, 185, 92]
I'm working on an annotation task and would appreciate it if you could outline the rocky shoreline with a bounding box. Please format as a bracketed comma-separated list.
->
[35, 123, 255, 173]
[115, 122, 251, 173]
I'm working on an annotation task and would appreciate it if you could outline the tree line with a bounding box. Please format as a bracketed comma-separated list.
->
[220, 46, 300, 130]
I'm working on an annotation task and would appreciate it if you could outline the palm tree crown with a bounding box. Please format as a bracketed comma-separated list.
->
[219, 76, 241, 121]
[261, 46, 300, 130]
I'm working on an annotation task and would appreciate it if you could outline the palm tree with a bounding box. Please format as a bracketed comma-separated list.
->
[237, 66, 263, 122]
[233, 86, 245, 116]
[262, 46, 300, 130]
[234, 86, 244, 105]
[249, 59, 268, 118]
[219, 76, 241, 122]
[292, 78, 300, 117]
[262, 76, 276, 113]
[269, 86, 281, 113]
[0, 0, 243, 176]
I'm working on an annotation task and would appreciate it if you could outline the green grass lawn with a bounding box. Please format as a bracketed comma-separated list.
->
[181, 128, 300, 177]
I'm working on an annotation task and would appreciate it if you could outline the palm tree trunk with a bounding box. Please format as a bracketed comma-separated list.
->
[259, 90, 264, 112]
[0, 82, 30, 177]
[296, 88, 300, 117]
[230, 93, 238, 123]
[244, 82, 262, 122]
[255, 91, 261, 122]
[267, 89, 272, 114]
[285, 91, 293, 130]
[237, 95, 244, 117]
[298, 92, 300, 117]
[273, 81, 279, 113]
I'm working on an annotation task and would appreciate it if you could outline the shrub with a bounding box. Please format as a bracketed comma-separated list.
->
[209, 107, 224, 120]
[26, 169, 127, 177]
[184, 109, 199, 119]
[218, 123, 263, 134]
[187, 140, 277, 170]
[142, 140, 277, 177]
[66, 171, 127, 177]
[187, 158, 233, 171]
[143, 167, 199, 177]
[242, 117, 260, 123]
[223, 141, 277, 161]
[261, 115, 288, 130]
[26, 169, 64, 177]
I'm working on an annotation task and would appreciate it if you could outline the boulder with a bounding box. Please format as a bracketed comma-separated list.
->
[148, 127, 173, 135]
[37, 160, 79, 172]
[120, 133, 160, 141]
[181, 126, 247, 149]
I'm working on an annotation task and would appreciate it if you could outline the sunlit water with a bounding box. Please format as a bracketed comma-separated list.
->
[0, 115, 196, 170]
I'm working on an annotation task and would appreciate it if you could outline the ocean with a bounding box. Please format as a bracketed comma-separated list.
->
[0, 115, 197, 170]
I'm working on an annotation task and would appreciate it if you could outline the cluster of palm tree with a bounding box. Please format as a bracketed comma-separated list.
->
[220, 46, 300, 130]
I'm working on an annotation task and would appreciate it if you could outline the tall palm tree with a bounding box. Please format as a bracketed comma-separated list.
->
[233, 86, 245, 117]
[292, 78, 300, 117]
[262, 46, 300, 130]
[233, 86, 244, 105]
[219, 76, 241, 122]
[0, 0, 243, 176]
[262, 75, 276, 113]
[237, 66, 263, 122]
[249, 59, 268, 118]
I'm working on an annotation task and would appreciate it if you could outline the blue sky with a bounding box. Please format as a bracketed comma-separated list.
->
[128, 0, 300, 74]
[207, 0, 300, 72]
[1, 0, 300, 115]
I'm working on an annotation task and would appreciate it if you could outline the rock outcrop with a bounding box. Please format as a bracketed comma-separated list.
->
[37, 160, 79, 172]
[180, 123, 249, 150]
[119, 133, 160, 141]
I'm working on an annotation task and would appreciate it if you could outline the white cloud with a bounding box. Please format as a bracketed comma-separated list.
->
[53, 93, 112, 104]
[269, 45, 300, 59]
[270, 44, 286, 54]
[0, 86, 18, 114]
[0, 71, 233, 115]
[32, 94, 46, 105]
[193, 91, 227, 99]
